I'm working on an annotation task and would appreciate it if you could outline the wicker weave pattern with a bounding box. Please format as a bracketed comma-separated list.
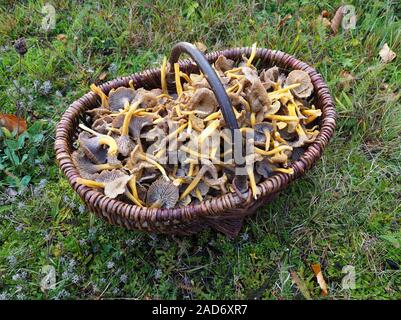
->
[55, 48, 336, 237]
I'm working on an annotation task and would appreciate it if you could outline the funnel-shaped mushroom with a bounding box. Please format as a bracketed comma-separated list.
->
[72, 149, 121, 179]
[285, 70, 313, 99]
[179, 160, 218, 200]
[289, 124, 318, 148]
[214, 55, 235, 76]
[146, 178, 179, 208]
[254, 122, 273, 148]
[78, 124, 119, 165]
[108, 87, 135, 112]
[188, 88, 218, 118]
[76, 169, 132, 199]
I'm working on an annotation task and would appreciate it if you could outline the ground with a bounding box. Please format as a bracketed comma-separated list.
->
[0, 0, 400, 300]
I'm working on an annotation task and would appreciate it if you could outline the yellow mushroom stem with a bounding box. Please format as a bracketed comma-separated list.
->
[95, 163, 122, 171]
[179, 170, 206, 200]
[302, 108, 322, 124]
[286, 102, 299, 131]
[137, 153, 170, 181]
[237, 95, 250, 112]
[90, 84, 108, 108]
[128, 175, 143, 206]
[224, 67, 242, 74]
[149, 199, 162, 209]
[254, 145, 293, 156]
[154, 122, 188, 159]
[265, 115, 299, 122]
[246, 42, 257, 67]
[79, 124, 118, 155]
[121, 100, 142, 136]
[195, 188, 203, 202]
[156, 93, 173, 100]
[273, 167, 294, 174]
[174, 104, 183, 117]
[267, 83, 301, 98]
[179, 72, 192, 84]
[204, 111, 221, 122]
[198, 119, 220, 145]
[264, 131, 271, 151]
[173, 178, 186, 186]
[250, 112, 256, 127]
[128, 80, 135, 89]
[188, 163, 195, 177]
[273, 132, 288, 145]
[246, 164, 259, 199]
[174, 63, 183, 96]
[180, 145, 218, 163]
[187, 118, 192, 134]
[277, 121, 287, 130]
[76, 178, 105, 189]
[226, 80, 241, 93]
[226, 72, 244, 80]
[161, 56, 168, 94]
[125, 189, 143, 207]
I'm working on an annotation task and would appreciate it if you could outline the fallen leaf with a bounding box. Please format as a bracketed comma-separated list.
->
[277, 14, 292, 29]
[317, 16, 331, 28]
[379, 43, 396, 63]
[331, 6, 344, 34]
[0, 114, 27, 134]
[40, 265, 56, 292]
[321, 10, 330, 18]
[56, 34, 67, 42]
[339, 70, 356, 90]
[98, 71, 108, 81]
[195, 42, 207, 53]
[311, 263, 328, 296]
[290, 271, 311, 300]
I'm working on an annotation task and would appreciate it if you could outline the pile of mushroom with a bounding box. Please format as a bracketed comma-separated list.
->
[73, 44, 321, 208]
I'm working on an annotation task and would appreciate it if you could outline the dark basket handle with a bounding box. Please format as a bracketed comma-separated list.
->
[168, 42, 239, 130]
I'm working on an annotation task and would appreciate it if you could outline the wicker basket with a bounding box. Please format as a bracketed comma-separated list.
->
[55, 43, 336, 237]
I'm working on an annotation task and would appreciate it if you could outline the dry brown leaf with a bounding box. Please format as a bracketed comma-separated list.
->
[311, 263, 328, 296]
[321, 10, 330, 18]
[277, 14, 292, 29]
[0, 114, 27, 134]
[290, 271, 311, 300]
[57, 34, 67, 42]
[317, 16, 332, 28]
[98, 71, 108, 81]
[195, 42, 207, 53]
[331, 6, 344, 34]
[379, 43, 397, 64]
[339, 70, 356, 90]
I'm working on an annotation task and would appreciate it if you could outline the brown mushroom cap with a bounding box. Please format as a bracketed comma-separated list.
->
[146, 178, 179, 208]
[116, 135, 136, 157]
[108, 87, 135, 112]
[86, 107, 111, 120]
[78, 131, 108, 164]
[188, 88, 218, 118]
[92, 115, 113, 134]
[128, 115, 153, 139]
[246, 80, 271, 113]
[253, 122, 273, 146]
[255, 160, 274, 178]
[92, 169, 132, 199]
[285, 70, 313, 99]
[214, 55, 235, 76]
[259, 66, 279, 90]
[134, 88, 158, 109]
[72, 149, 97, 178]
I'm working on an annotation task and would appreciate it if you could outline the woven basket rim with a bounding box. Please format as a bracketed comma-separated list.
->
[55, 47, 336, 226]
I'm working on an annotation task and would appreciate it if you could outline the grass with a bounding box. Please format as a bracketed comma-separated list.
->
[0, 0, 400, 300]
